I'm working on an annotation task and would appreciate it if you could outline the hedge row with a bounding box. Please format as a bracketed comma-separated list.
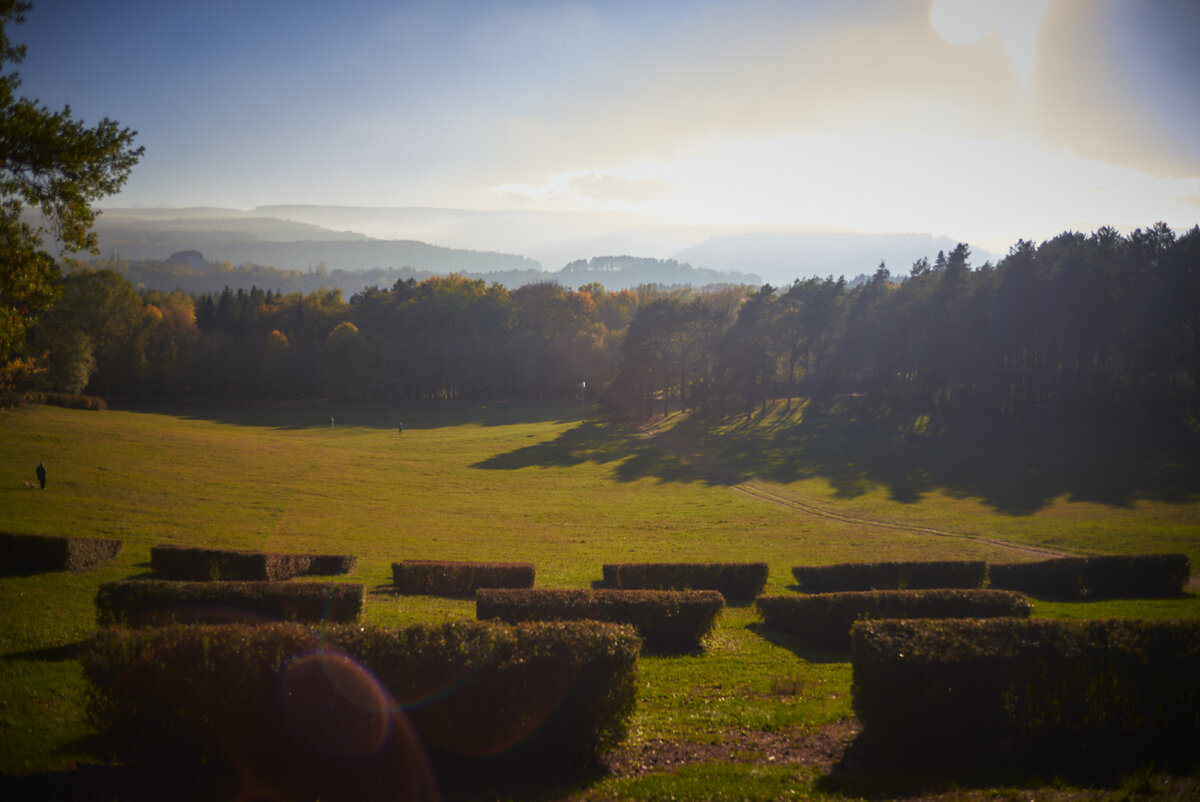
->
[790, 560, 987, 593]
[989, 554, 1190, 598]
[80, 620, 640, 797]
[601, 562, 768, 600]
[95, 580, 364, 626]
[756, 589, 1032, 650]
[791, 555, 1190, 598]
[35, 391, 108, 410]
[851, 618, 1200, 764]
[477, 588, 725, 653]
[0, 532, 122, 574]
[391, 560, 535, 594]
[150, 545, 356, 581]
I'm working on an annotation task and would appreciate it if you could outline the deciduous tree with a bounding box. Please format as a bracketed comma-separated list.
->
[0, 0, 142, 394]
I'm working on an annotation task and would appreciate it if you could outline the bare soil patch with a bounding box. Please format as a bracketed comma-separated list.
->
[603, 718, 861, 778]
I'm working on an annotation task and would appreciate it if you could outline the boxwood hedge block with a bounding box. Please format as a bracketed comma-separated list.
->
[757, 588, 1032, 650]
[600, 561, 768, 600]
[0, 532, 122, 574]
[95, 579, 364, 626]
[80, 620, 639, 795]
[1083, 553, 1190, 597]
[476, 588, 724, 653]
[391, 560, 535, 594]
[150, 545, 356, 581]
[988, 553, 1189, 599]
[851, 617, 1200, 764]
[790, 560, 987, 593]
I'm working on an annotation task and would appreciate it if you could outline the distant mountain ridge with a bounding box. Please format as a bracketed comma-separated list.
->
[89, 205, 995, 289]
[560, 256, 758, 287]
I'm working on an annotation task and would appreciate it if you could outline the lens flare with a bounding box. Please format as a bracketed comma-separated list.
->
[278, 651, 392, 760]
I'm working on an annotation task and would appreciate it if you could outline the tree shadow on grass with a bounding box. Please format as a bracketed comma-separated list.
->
[473, 420, 709, 485]
[736, 409, 1200, 514]
[478, 406, 1200, 515]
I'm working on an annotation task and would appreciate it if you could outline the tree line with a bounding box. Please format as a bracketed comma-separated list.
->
[607, 224, 1199, 417]
[24, 271, 646, 403]
[17, 222, 1200, 418]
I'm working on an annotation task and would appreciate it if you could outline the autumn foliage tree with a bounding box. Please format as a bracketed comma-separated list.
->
[0, 0, 142, 397]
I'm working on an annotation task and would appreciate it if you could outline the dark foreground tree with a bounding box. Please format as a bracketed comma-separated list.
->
[0, 0, 143, 394]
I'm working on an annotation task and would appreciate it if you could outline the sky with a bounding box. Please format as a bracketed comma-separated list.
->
[13, 0, 1200, 255]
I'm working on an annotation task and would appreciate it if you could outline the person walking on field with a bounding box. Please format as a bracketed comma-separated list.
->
[36, 462, 46, 490]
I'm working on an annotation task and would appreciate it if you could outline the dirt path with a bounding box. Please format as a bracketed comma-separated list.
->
[644, 422, 1073, 561]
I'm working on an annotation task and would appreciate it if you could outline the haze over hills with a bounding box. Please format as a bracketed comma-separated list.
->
[89, 205, 996, 289]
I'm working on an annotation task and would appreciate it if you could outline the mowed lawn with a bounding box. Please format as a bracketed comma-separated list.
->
[1, 400, 1198, 796]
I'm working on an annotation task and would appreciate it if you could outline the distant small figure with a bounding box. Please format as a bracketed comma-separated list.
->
[398, 421, 404, 435]
[330, 417, 335, 427]
[36, 462, 46, 490]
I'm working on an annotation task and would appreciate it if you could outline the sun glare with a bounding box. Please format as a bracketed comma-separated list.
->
[930, 0, 993, 46]
[931, 0, 1051, 82]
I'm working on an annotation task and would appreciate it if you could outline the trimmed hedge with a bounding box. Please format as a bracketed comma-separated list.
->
[988, 553, 1190, 599]
[477, 588, 725, 653]
[600, 562, 768, 600]
[0, 532, 122, 574]
[391, 560, 535, 594]
[335, 620, 639, 766]
[851, 618, 1200, 765]
[95, 580, 364, 626]
[80, 620, 640, 796]
[35, 391, 108, 410]
[790, 560, 987, 593]
[757, 588, 1031, 650]
[150, 545, 356, 581]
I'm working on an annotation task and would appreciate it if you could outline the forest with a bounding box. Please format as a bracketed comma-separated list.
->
[17, 222, 1200, 419]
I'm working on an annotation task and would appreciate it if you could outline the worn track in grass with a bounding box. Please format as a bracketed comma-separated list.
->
[729, 481, 1072, 559]
[643, 422, 1074, 561]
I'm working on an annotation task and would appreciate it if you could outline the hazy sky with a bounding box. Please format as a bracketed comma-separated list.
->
[15, 0, 1200, 253]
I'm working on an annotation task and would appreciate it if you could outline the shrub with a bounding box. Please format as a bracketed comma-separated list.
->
[757, 589, 1031, 650]
[600, 562, 768, 600]
[94, 580, 364, 626]
[851, 618, 1200, 766]
[150, 545, 356, 581]
[0, 532, 122, 574]
[988, 554, 1190, 598]
[790, 560, 987, 593]
[37, 391, 107, 410]
[391, 560, 535, 594]
[477, 588, 724, 653]
[305, 553, 357, 576]
[1084, 553, 1190, 597]
[332, 620, 640, 768]
[80, 620, 639, 796]
[987, 557, 1086, 597]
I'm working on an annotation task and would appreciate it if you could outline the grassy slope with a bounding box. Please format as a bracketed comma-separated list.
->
[665, 400, 1200, 567]
[1, 400, 1197, 796]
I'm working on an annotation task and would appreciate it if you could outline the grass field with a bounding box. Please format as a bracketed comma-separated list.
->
[1, 399, 1198, 799]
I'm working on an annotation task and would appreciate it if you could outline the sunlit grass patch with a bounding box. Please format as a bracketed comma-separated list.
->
[629, 606, 852, 744]
[581, 761, 822, 801]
